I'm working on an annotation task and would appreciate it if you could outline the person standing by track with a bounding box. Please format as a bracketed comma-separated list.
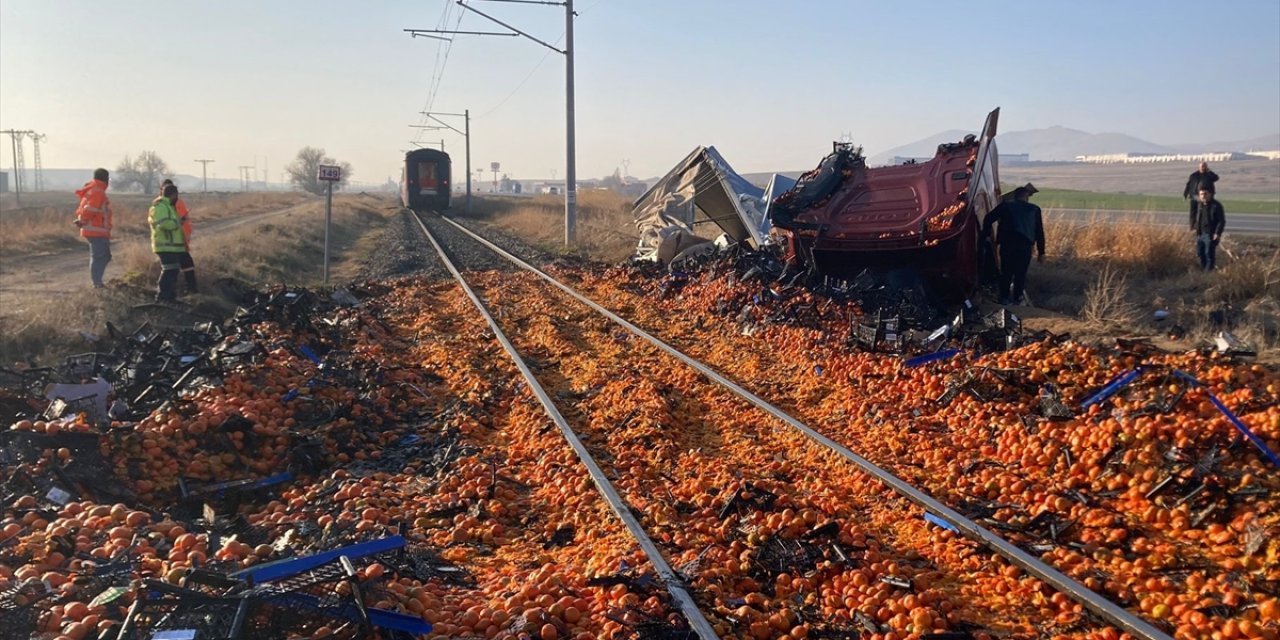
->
[161, 179, 198, 294]
[74, 168, 113, 288]
[983, 186, 1046, 305]
[1190, 187, 1226, 271]
[148, 184, 188, 302]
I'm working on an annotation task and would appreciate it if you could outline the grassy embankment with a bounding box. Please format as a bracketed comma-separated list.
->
[0, 191, 314, 256]
[0, 193, 396, 365]
[1035, 212, 1280, 352]
[462, 191, 638, 263]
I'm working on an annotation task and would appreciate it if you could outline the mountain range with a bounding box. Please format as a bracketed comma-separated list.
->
[867, 126, 1280, 165]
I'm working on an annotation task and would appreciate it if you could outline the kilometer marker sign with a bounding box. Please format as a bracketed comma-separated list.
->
[317, 164, 342, 182]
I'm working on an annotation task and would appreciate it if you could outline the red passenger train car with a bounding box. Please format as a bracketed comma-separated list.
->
[401, 148, 452, 211]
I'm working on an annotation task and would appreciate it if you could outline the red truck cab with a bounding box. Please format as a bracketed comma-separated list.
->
[770, 108, 1001, 293]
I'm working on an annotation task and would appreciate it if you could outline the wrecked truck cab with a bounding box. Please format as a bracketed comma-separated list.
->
[769, 108, 1002, 294]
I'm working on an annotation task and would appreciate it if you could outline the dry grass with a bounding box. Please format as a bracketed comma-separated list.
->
[0, 284, 170, 367]
[1034, 211, 1280, 353]
[0, 191, 313, 256]
[1080, 263, 1141, 329]
[1044, 212, 1187, 277]
[116, 198, 386, 287]
[0, 194, 394, 366]
[464, 191, 637, 262]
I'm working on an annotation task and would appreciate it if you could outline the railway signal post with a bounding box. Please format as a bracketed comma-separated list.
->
[317, 163, 342, 285]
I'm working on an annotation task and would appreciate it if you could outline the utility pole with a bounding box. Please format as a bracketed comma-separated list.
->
[3, 131, 17, 205]
[31, 134, 46, 191]
[564, 0, 576, 245]
[464, 111, 471, 209]
[238, 165, 254, 191]
[405, 0, 577, 245]
[1, 129, 34, 204]
[194, 159, 215, 192]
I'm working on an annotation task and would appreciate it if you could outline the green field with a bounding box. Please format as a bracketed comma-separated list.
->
[1019, 187, 1280, 215]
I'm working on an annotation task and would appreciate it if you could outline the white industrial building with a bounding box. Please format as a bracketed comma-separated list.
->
[1075, 151, 1246, 164]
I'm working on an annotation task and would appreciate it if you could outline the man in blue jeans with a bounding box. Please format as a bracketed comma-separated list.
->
[1190, 188, 1226, 271]
[74, 168, 113, 288]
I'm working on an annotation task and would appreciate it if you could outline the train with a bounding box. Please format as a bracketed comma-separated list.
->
[401, 148, 452, 211]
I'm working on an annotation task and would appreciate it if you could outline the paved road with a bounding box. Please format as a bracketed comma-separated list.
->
[1046, 208, 1279, 236]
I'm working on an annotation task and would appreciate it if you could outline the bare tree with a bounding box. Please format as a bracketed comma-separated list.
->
[287, 147, 352, 195]
[114, 151, 171, 193]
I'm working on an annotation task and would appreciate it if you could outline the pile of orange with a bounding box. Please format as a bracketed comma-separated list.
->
[4, 268, 1277, 640]
[567, 263, 1280, 640]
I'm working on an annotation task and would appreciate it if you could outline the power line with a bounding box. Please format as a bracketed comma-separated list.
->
[476, 41, 557, 119]
[473, 0, 605, 119]
[31, 134, 46, 191]
[404, 0, 581, 246]
[1, 129, 35, 205]
[412, 4, 467, 145]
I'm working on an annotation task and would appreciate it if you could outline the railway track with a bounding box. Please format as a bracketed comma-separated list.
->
[407, 208, 1174, 640]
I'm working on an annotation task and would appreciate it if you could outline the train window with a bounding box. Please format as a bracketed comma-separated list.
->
[419, 163, 438, 193]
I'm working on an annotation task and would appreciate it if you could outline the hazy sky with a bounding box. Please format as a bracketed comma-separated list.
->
[1, 0, 1278, 186]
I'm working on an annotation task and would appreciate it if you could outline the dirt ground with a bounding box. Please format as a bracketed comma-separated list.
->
[1000, 158, 1280, 199]
[0, 192, 400, 364]
[0, 192, 399, 311]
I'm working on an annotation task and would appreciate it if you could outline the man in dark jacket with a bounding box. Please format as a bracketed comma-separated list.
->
[1190, 188, 1226, 271]
[1183, 162, 1219, 218]
[983, 186, 1046, 305]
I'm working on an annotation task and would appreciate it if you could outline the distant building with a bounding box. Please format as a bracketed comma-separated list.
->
[0, 171, 7, 193]
[1075, 151, 1244, 164]
[1002, 153, 1031, 163]
[1246, 150, 1280, 160]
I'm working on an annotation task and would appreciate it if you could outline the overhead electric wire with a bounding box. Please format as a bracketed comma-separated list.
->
[475, 41, 558, 119]
[474, 0, 605, 119]
[414, 2, 467, 144]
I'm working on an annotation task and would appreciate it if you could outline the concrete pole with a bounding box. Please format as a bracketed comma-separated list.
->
[7, 132, 20, 206]
[564, 0, 577, 246]
[465, 109, 472, 214]
[323, 180, 333, 286]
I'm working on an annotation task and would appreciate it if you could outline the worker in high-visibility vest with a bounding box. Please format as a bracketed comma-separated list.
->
[161, 179, 197, 294]
[74, 168, 113, 288]
[149, 184, 188, 302]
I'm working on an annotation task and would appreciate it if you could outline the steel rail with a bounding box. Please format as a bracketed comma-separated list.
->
[432, 211, 1174, 640]
[409, 211, 721, 640]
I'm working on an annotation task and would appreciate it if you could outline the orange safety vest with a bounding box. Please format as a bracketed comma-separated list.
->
[75, 179, 112, 239]
[176, 198, 192, 246]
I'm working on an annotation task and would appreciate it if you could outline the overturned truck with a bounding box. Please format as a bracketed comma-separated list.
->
[770, 108, 1002, 293]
